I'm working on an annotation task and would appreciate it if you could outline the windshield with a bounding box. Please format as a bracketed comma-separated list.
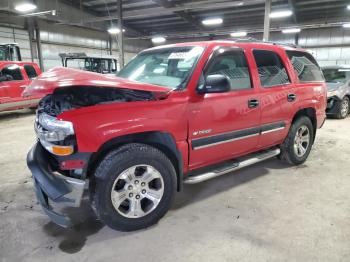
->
[117, 46, 204, 89]
[323, 68, 349, 83]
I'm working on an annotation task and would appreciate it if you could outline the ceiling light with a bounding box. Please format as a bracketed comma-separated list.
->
[282, 28, 301, 34]
[107, 27, 125, 34]
[230, 31, 247, 37]
[152, 36, 166, 44]
[269, 10, 293, 19]
[343, 23, 350, 28]
[347, 5, 350, 10]
[15, 3, 37, 12]
[202, 18, 223, 26]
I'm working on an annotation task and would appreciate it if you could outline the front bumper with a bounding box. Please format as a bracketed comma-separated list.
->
[27, 142, 86, 227]
[326, 96, 341, 115]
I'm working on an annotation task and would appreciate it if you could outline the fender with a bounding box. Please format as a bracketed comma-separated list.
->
[88, 131, 187, 191]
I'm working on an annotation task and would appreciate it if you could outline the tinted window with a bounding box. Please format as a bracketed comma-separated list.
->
[1, 65, 23, 81]
[253, 50, 290, 87]
[286, 51, 324, 82]
[24, 65, 37, 79]
[205, 50, 252, 90]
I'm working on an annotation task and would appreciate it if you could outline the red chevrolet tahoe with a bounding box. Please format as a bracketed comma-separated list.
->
[25, 41, 326, 231]
[0, 61, 42, 112]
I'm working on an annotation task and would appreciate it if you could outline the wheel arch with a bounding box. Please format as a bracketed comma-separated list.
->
[292, 107, 317, 143]
[87, 131, 184, 191]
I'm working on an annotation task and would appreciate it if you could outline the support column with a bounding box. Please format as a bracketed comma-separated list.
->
[263, 0, 271, 41]
[34, 19, 44, 71]
[27, 18, 35, 62]
[117, 0, 124, 69]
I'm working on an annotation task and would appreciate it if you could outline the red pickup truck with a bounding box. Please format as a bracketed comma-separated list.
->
[25, 41, 326, 231]
[0, 61, 42, 112]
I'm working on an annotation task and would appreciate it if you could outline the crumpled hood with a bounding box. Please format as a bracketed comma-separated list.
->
[23, 67, 172, 97]
[326, 82, 344, 92]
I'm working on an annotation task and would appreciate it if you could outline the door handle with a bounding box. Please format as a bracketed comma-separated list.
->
[287, 93, 296, 102]
[248, 99, 259, 108]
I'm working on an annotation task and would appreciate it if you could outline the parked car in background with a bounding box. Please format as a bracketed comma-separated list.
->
[322, 66, 350, 119]
[0, 43, 22, 61]
[59, 52, 118, 75]
[0, 61, 42, 112]
[26, 41, 326, 231]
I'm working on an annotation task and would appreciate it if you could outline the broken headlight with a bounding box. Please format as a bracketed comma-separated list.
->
[35, 113, 75, 156]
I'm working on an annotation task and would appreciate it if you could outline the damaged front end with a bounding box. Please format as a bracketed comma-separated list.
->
[28, 85, 161, 227]
[39, 86, 156, 116]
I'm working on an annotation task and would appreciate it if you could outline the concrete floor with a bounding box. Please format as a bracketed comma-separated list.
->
[0, 109, 349, 262]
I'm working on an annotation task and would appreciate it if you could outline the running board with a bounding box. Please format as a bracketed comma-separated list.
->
[184, 148, 281, 184]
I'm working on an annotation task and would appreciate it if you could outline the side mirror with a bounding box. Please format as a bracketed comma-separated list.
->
[197, 74, 230, 94]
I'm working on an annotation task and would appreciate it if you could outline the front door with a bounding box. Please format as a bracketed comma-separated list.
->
[188, 47, 261, 170]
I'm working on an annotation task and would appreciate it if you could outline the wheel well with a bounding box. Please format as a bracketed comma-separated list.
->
[87, 132, 183, 191]
[292, 108, 317, 142]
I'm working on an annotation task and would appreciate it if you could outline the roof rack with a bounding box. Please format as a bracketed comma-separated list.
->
[234, 37, 299, 48]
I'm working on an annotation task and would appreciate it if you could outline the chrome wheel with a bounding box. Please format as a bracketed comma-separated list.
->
[293, 125, 310, 157]
[111, 165, 164, 218]
[340, 98, 349, 118]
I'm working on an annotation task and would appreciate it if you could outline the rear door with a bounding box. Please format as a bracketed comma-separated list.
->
[188, 47, 261, 169]
[252, 49, 295, 148]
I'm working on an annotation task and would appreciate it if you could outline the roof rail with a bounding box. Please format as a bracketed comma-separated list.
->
[234, 37, 299, 48]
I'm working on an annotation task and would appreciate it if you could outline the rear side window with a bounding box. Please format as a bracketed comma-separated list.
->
[253, 49, 290, 88]
[24, 65, 38, 79]
[205, 50, 252, 90]
[286, 51, 324, 82]
[1, 64, 23, 81]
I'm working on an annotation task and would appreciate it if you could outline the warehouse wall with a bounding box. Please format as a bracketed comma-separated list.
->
[0, 22, 151, 71]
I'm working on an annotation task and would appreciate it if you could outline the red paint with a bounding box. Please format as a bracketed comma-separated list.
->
[25, 41, 327, 173]
[60, 159, 86, 170]
[0, 61, 42, 112]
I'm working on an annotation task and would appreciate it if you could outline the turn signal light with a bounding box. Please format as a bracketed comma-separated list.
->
[51, 145, 74, 156]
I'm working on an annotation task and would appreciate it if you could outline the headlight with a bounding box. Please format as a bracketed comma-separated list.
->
[327, 90, 337, 98]
[38, 113, 74, 135]
[35, 113, 75, 156]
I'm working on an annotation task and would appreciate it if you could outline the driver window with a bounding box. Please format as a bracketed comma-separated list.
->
[205, 50, 252, 90]
[1, 64, 23, 81]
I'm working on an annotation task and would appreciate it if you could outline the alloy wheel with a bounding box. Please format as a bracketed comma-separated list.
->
[293, 125, 310, 157]
[110, 165, 164, 218]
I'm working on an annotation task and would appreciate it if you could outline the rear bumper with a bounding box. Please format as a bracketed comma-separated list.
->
[27, 142, 86, 227]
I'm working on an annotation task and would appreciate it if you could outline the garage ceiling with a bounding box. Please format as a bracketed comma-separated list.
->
[59, 0, 350, 38]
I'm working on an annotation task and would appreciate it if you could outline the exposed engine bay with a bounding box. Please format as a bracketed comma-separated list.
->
[38, 86, 155, 116]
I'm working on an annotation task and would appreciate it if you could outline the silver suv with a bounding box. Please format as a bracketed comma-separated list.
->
[322, 66, 350, 119]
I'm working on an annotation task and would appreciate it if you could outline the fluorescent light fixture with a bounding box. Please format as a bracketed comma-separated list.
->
[107, 27, 125, 34]
[230, 31, 247, 37]
[15, 2, 37, 12]
[282, 28, 301, 34]
[151, 36, 166, 44]
[269, 10, 293, 18]
[202, 18, 223, 26]
[343, 23, 350, 28]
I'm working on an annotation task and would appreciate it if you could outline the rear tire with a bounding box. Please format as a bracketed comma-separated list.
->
[90, 143, 177, 231]
[336, 97, 349, 119]
[279, 116, 314, 165]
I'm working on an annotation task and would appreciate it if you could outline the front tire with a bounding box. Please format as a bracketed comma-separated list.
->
[90, 143, 176, 231]
[336, 97, 349, 119]
[280, 116, 314, 165]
